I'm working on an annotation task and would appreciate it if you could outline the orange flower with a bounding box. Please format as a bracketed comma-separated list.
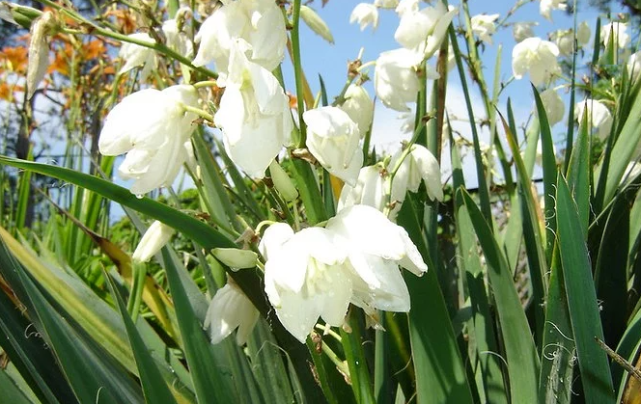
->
[0, 47, 28, 74]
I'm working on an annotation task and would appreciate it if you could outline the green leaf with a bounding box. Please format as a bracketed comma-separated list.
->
[0, 237, 145, 404]
[340, 311, 375, 404]
[555, 175, 615, 403]
[460, 188, 541, 403]
[160, 248, 237, 404]
[104, 273, 179, 404]
[397, 196, 474, 404]
[0, 156, 236, 251]
[0, 367, 33, 404]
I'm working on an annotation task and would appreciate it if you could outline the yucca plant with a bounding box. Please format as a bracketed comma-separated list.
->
[0, 0, 640, 403]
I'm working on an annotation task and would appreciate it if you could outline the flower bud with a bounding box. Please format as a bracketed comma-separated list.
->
[269, 160, 298, 202]
[1, 2, 42, 29]
[300, 5, 334, 45]
[27, 10, 55, 99]
[132, 221, 174, 263]
[212, 248, 258, 270]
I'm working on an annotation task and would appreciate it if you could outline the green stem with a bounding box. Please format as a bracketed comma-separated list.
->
[291, 0, 307, 147]
[182, 105, 214, 122]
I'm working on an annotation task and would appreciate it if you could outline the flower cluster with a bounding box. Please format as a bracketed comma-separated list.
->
[260, 205, 427, 343]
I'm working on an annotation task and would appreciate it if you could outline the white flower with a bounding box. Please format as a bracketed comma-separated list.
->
[552, 29, 574, 56]
[395, 0, 419, 16]
[303, 106, 363, 186]
[539, 88, 565, 127]
[350, 3, 379, 31]
[337, 165, 390, 214]
[539, 0, 567, 22]
[260, 205, 427, 342]
[574, 99, 613, 139]
[512, 22, 537, 43]
[577, 21, 591, 45]
[340, 84, 374, 137]
[389, 143, 443, 202]
[601, 22, 629, 49]
[394, 2, 458, 59]
[26, 11, 54, 99]
[132, 221, 174, 262]
[260, 224, 353, 342]
[325, 205, 427, 312]
[375, 0, 399, 8]
[193, 0, 286, 77]
[162, 19, 193, 58]
[119, 33, 157, 80]
[205, 278, 259, 345]
[215, 40, 293, 179]
[374, 48, 439, 112]
[627, 50, 641, 80]
[99, 85, 199, 194]
[471, 14, 500, 45]
[512, 37, 561, 87]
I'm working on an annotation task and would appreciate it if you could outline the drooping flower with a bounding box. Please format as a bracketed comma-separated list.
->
[260, 224, 353, 343]
[303, 106, 363, 186]
[575, 99, 613, 139]
[325, 205, 427, 313]
[205, 278, 259, 345]
[99, 85, 199, 194]
[512, 37, 561, 87]
[389, 143, 443, 202]
[26, 10, 54, 99]
[260, 205, 427, 342]
[375, 0, 399, 8]
[539, 0, 567, 22]
[601, 22, 630, 49]
[551, 29, 574, 56]
[374, 48, 438, 112]
[337, 165, 391, 215]
[132, 221, 175, 262]
[215, 40, 293, 179]
[394, 1, 458, 59]
[162, 18, 193, 59]
[538, 88, 565, 127]
[339, 84, 374, 137]
[118, 33, 157, 80]
[350, 3, 379, 32]
[512, 22, 537, 43]
[627, 50, 641, 80]
[471, 14, 500, 45]
[577, 21, 591, 46]
[193, 0, 286, 77]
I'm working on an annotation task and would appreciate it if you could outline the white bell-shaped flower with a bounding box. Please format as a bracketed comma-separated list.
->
[132, 221, 174, 262]
[337, 165, 390, 214]
[215, 40, 293, 179]
[539, 88, 565, 127]
[512, 37, 561, 87]
[627, 50, 641, 80]
[394, 1, 457, 59]
[205, 278, 259, 345]
[375, 0, 399, 9]
[162, 19, 193, 58]
[471, 14, 500, 45]
[389, 144, 443, 202]
[326, 205, 427, 313]
[340, 84, 374, 138]
[539, 0, 567, 22]
[260, 224, 353, 343]
[99, 85, 199, 194]
[119, 33, 157, 80]
[601, 22, 629, 49]
[374, 48, 439, 112]
[551, 29, 574, 57]
[193, 0, 286, 77]
[512, 22, 537, 43]
[350, 3, 379, 31]
[303, 106, 363, 186]
[577, 21, 591, 46]
[575, 99, 613, 139]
